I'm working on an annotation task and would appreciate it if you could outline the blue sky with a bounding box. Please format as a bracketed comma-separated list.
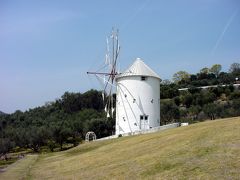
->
[0, 0, 240, 113]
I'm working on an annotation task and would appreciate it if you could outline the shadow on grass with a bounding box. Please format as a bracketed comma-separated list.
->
[0, 158, 18, 170]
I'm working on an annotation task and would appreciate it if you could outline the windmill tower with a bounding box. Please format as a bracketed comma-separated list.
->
[115, 58, 161, 135]
[87, 29, 161, 136]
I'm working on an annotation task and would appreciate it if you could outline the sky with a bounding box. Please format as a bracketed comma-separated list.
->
[0, 0, 240, 113]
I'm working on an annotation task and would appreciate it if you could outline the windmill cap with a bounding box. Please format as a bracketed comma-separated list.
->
[116, 58, 161, 80]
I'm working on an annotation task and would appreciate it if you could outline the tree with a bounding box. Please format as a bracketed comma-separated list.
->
[0, 138, 15, 160]
[87, 118, 114, 138]
[188, 105, 201, 120]
[173, 96, 181, 106]
[172, 71, 190, 83]
[190, 74, 197, 81]
[28, 126, 49, 152]
[81, 90, 104, 111]
[200, 67, 209, 74]
[52, 124, 71, 151]
[229, 62, 240, 75]
[160, 84, 179, 99]
[181, 93, 193, 108]
[160, 100, 179, 125]
[203, 103, 218, 120]
[188, 87, 201, 94]
[232, 99, 240, 116]
[218, 72, 235, 84]
[202, 92, 216, 104]
[229, 91, 240, 100]
[210, 64, 222, 77]
[161, 79, 172, 85]
[61, 92, 82, 113]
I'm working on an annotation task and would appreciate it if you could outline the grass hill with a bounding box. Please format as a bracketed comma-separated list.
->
[1, 117, 240, 179]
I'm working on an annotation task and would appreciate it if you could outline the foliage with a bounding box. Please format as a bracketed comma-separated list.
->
[200, 67, 209, 74]
[0, 89, 110, 155]
[203, 103, 218, 120]
[161, 63, 240, 124]
[210, 64, 222, 77]
[160, 100, 179, 125]
[229, 62, 240, 75]
[172, 71, 190, 84]
[160, 83, 179, 99]
[0, 138, 15, 157]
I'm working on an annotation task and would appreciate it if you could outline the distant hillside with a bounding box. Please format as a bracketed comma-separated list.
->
[0, 111, 6, 115]
[1, 117, 239, 179]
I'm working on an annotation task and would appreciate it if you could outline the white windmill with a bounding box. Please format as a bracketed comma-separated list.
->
[87, 29, 161, 136]
[115, 58, 161, 135]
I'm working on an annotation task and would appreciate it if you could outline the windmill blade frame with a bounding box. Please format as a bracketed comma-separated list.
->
[87, 28, 120, 118]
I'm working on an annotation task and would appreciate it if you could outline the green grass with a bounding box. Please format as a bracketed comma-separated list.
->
[1, 117, 240, 179]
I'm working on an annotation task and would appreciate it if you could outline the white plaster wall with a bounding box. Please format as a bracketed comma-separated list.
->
[115, 76, 160, 135]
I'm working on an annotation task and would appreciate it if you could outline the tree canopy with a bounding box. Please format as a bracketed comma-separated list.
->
[172, 71, 190, 83]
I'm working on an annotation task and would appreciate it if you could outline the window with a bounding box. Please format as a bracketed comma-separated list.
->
[145, 115, 148, 120]
[123, 117, 126, 121]
[133, 98, 136, 103]
[141, 76, 147, 81]
[151, 99, 153, 103]
[124, 94, 127, 98]
[140, 115, 148, 120]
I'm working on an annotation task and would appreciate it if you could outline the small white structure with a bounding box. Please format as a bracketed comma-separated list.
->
[115, 58, 161, 135]
[181, 123, 189, 126]
[85, 131, 97, 142]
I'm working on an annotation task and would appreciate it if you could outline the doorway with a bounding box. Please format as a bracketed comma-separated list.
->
[140, 115, 149, 130]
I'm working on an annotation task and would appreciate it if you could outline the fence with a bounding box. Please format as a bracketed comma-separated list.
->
[95, 123, 180, 141]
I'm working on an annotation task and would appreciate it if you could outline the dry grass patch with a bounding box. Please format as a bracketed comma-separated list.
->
[2, 117, 240, 179]
[0, 154, 38, 180]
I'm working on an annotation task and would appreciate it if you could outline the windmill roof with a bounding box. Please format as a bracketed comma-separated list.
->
[116, 58, 161, 80]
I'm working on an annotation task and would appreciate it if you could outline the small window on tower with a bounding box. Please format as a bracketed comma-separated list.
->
[133, 98, 136, 103]
[140, 115, 144, 120]
[141, 76, 147, 81]
[145, 115, 148, 120]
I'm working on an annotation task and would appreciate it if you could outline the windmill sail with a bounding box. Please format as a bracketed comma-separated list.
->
[87, 28, 120, 118]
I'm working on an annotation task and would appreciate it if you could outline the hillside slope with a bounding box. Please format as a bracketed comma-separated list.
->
[1, 117, 240, 179]
[0, 111, 6, 115]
